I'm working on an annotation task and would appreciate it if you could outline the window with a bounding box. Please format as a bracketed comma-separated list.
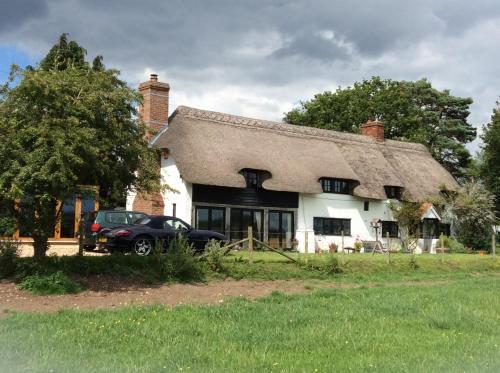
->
[60, 196, 77, 238]
[313, 217, 351, 236]
[419, 218, 439, 239]
[105, 212, 128, 225]
[385, 186, 402, 200]
[163, 218, 190, 231]
[439, 223, 451, 237]
[320, 178, 351, 194]
[127, 212, 147, 224]
[364, 201, 369, 211]
[195, 207, 225, 234]
[382, 221, 399, 238]
[242, 170, 260, 188]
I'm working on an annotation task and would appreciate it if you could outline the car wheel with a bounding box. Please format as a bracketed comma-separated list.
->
[133, 237, 153, 256]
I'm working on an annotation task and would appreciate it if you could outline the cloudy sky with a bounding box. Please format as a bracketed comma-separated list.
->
[1, 0, 499, 153]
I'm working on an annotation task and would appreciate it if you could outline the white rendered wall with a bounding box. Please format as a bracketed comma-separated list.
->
[125, 189, 137, 211]
[160, 156, 193, 224]
[296, 193, 396, 253]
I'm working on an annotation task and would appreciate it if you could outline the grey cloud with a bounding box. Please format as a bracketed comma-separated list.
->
[0, 0, 48, 33]
[0, 0, 499, 153]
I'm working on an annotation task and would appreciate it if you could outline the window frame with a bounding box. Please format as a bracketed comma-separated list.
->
[194, 206, 226, 234]
[320, 178, 352, 195]
[384, 186, 402, 200]
[381, 220, 399, 238]
[313, 217, 351, 236]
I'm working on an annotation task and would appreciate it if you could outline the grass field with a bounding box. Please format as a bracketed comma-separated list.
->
[1, 273, 499, 372]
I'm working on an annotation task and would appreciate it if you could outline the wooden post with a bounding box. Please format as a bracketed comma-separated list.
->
[440, 235, 444, 263]
[248, 225, 253, 264]
[386, 232, 391, 263]
[341, 230, 344, 253]
[304, 231, 309, 264]
[492, 231, 496, 258]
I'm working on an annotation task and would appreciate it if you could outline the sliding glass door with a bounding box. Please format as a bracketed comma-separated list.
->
[268, 210, 294, 249]
[230, 208, 263, 241]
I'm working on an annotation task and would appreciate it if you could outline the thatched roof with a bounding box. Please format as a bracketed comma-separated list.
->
[152, 106, 458, 201]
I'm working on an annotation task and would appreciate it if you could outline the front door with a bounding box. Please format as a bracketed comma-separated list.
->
[268, 211, 294, 249]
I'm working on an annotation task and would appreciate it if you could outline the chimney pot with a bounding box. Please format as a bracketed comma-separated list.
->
[150, 74, 158, 82]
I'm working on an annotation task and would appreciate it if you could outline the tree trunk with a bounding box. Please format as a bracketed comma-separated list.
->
[33, 234, 49, 258]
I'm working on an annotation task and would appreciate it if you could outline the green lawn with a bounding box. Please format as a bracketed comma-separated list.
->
[218, 252, 500, 282]
[1, 275, 499, 372]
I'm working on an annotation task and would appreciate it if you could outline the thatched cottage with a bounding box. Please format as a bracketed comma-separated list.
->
[127, 75, 457, 253]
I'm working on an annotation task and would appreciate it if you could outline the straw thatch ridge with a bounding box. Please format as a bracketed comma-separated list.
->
[152, 106, 458, 201]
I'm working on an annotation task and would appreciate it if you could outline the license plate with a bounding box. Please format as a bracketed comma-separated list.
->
[98, 237, 107, 243]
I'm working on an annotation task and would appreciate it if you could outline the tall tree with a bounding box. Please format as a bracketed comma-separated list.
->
[480, 102, 500, 216]
[284, 77, 476, 179]
[0, 34, 160, 257]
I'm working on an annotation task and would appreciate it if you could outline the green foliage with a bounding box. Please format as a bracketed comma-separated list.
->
[439, 234, 465, 253]
[389, 199, 422, 253]
[0, 239, 19, 279]
[480, 103, 500, 216]
[152, 236, 205, 282]
[448, 181, 496, 250]
[300, 255, 343, 274]
[203, 239, 226, 273]
[0, 217, 16, 237]
[284, 77, 475, 178]
[18, 271, 81, 295]
[0, 34, 161, 256]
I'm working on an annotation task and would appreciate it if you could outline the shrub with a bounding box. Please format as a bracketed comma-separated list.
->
[301, 255, 343, 274]
[203, 240, 226, 273]
[152, 235, 205, 282]
[18, 271, 82, 295]
[439, 234, 465, 253]
[0, 239, 20, 279]
[322, 255, 343, 274]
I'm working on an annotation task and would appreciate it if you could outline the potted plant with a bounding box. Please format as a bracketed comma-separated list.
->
[329, 242, 338, 253]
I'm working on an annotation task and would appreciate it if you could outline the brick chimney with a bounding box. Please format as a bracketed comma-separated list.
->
[361, 118, 384, 142]
[131, 74, 169, 216]
[138, 74, 170, 138]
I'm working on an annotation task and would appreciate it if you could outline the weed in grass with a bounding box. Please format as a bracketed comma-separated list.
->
[18, 271, 82, 295]
[203, 240, 226, 273]
[409, 255, 420, 270]
[152, 235, 205, 282]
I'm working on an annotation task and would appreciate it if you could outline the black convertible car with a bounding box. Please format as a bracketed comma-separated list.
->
[104, 215, 227, 255]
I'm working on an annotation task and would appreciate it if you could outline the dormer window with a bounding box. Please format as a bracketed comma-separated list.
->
[320, 178, 352, 195]
[244, 170, 259, 188]
[385, 186, 402, 200]
[240, 168, 270, 189]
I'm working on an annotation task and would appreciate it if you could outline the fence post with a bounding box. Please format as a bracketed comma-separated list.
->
[440, 234, 444, 262]
[386, 232, 391, 263]
[493, 231, 496, 258]
[248, 225, 253, 264]
[341, 230, 344, 253]
[304, 231, 309, 264]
